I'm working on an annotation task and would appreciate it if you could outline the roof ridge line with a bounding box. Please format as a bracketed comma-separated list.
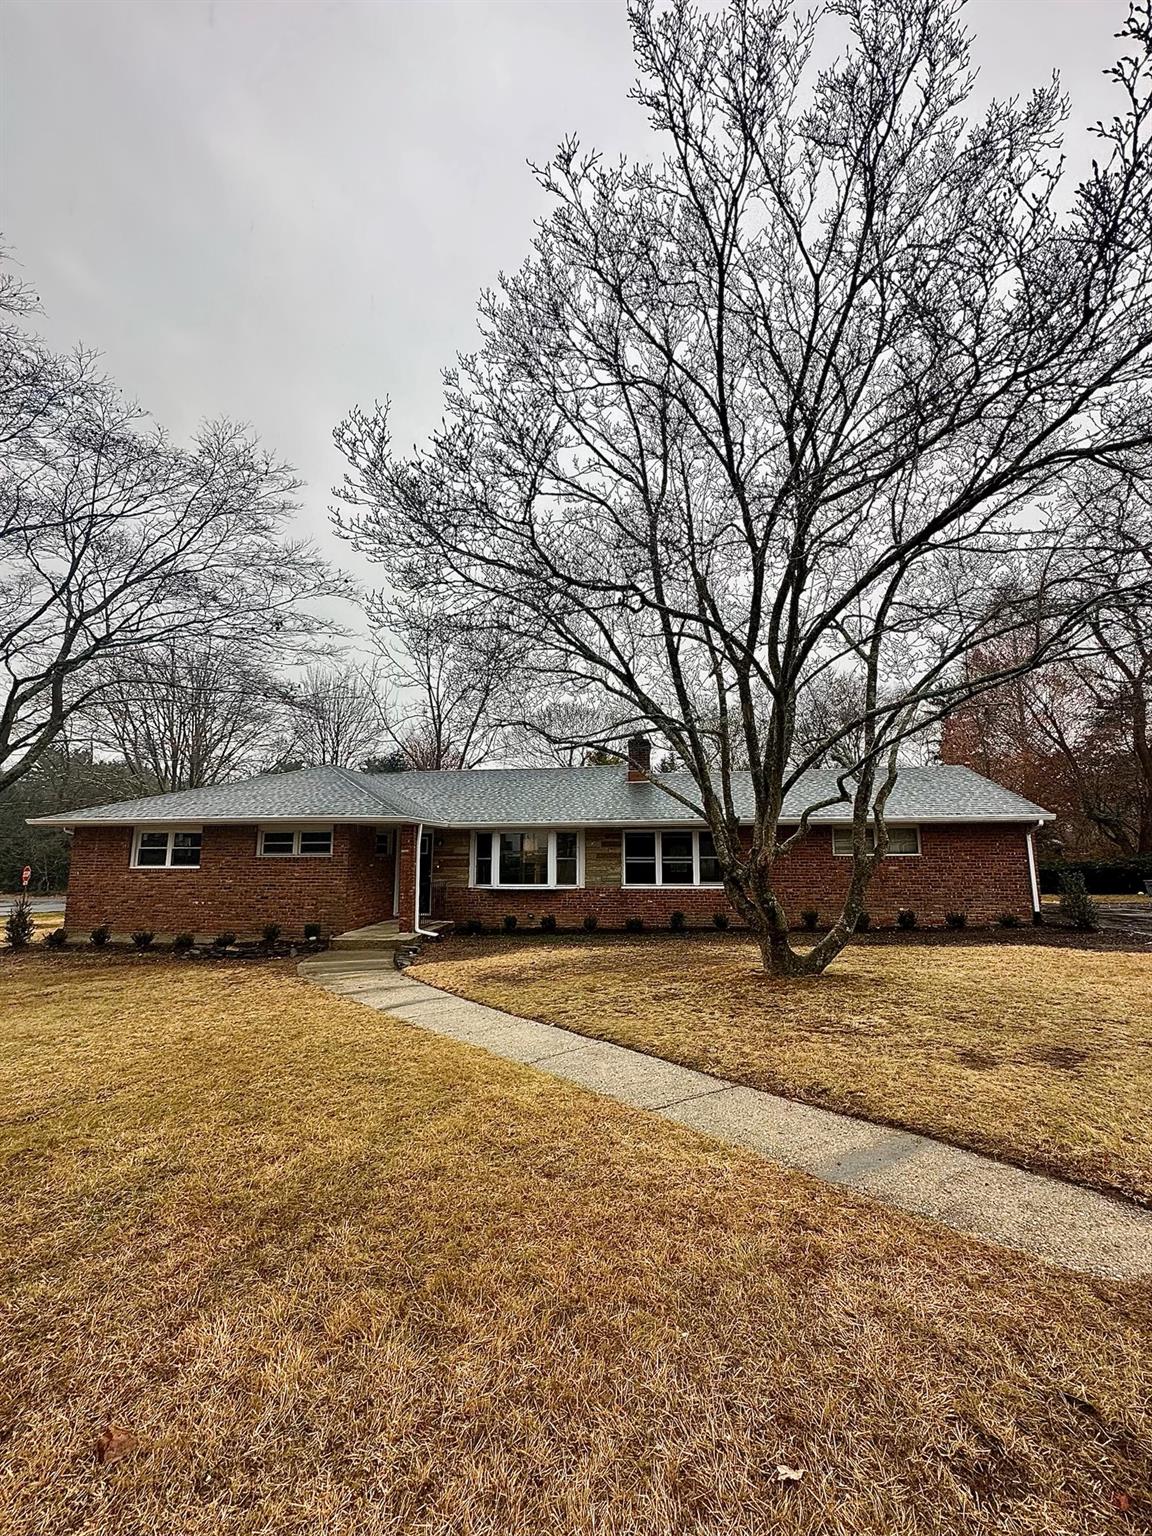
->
[328, 763, 411, 819]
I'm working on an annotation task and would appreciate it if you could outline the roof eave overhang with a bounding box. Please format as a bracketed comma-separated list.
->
[25, 813, 422, 829]
[31, 810, 1054, 830]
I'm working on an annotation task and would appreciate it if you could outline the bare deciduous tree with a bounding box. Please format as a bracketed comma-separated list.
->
[367, 592, 514, 768]
[0, 258, 344, 793]
[86, 640, 292, 792]
[943, 583, 1152, 856]
[337, 0, 1152, 975]
[279, 663, 387, 769]
[505, 694, 641, 766]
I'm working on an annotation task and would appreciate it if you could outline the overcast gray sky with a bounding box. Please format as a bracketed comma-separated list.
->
[0, 0, 1131, 633]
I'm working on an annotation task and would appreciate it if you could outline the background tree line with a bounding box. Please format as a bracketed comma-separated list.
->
[939, 582, 1152, 862]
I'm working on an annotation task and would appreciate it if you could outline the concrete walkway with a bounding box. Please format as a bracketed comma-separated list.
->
[298, 955, 1152, 1282]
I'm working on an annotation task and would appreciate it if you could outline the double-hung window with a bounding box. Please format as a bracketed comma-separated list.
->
[258, 827, 334, 857]
[472, 830, 581, 888]
[831, 825, 920, 856]
[622, 829, 723, 886]
[132, 828, 202, 869]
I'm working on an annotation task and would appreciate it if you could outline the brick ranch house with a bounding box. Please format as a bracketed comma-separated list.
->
[30, 739, 1051, 941]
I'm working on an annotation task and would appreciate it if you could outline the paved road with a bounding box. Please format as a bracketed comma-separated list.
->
[1097, 902, 1152, 940]
[2, 894, 65, 915]
[299, 954, 1152, 1282]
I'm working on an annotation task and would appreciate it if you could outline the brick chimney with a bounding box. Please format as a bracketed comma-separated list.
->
[626, 733, 651, 782]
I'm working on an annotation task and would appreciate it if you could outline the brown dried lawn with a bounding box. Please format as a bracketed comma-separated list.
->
[1, 951, 1149, 1535]
[417, 935, 1152, 1204]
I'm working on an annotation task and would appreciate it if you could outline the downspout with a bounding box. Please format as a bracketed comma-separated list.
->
[412, 822, 438, 939]
[1025, 823, 1042, 923]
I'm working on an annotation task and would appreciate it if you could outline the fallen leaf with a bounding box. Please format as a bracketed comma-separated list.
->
[1111, 1492, 1132, 1512]
[774, 1464, 804, 1483]
[94, 1425, 137, 1465]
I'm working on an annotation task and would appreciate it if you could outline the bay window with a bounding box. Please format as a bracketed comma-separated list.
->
[622, 829, 723, 886]
[471, 830, 581, 888]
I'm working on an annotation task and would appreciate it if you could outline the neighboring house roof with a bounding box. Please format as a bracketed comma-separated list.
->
[28, 762, 1051, 828]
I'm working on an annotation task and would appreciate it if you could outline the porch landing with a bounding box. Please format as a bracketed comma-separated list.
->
[330, 921, 418, 952]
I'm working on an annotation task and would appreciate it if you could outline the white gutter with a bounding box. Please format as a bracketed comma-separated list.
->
[1025, 822, 1042, 919]
[412, 822, 438, 939]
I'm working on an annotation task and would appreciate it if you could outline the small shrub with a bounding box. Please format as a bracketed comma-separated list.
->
[582, 914, 599, 932]
[214, 931, 237, 950]
[540, 913, 558, 933]
[172, 932, 195, 952]
[1057, 871, 1099, 931]
[624, 916, 645, 933]
[464, 918, 485, 936]
[502, 913, 519, 933]
[997, 911, 1022, 929]
[131, 930, 155, 950]
[712, 910, 730, 930]
[799, 908, 819, 932]
[303, 923, 321, 942]
[4, 896, 36, 949]
[89, 923, 112, 948]
[669, 910, 687, 932]
[45, 927, 68, 950]
[854, 910, 871, 932]
[261, 922, 281, 947]
[944, 910, 967, 930]
[896, 908, 917, 931]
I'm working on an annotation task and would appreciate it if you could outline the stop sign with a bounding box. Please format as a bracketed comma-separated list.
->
[20, 865, 31, 888]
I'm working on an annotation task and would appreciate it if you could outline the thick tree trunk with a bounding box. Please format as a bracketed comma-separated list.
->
[754, 926, 811, 977]
[751, 915, 861, 977]
[729, 840, 876, 979]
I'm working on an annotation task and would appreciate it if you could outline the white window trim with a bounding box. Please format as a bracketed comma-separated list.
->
[622, 828, 724, 888]
[257, 826, 335, 858]
[470, 829, 584, 889]
[831, 824, 921, 857]
[130, 826, 203, 870]
[375, 828, 395, 856]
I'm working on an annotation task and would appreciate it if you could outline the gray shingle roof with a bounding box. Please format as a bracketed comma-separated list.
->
[30, 762, 1050, 827]
[28, 766, 413, 826]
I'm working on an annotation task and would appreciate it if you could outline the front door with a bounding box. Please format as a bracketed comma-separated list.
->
[418, 830, 433, 915]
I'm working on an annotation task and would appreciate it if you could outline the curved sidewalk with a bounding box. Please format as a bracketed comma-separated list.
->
[299, 956, 1152, 1282]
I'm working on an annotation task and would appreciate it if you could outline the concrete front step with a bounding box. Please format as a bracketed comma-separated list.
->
[298, 953, 419, 979]
[330, 922, 414, 951]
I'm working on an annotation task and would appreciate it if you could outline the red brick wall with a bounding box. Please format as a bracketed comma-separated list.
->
[396, 825, 419, 932]
[64, 819, 1036, 939]
[343, 826, 396, 931]
[429, 823, 1035, 928]
[64, 824, 398, 940]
